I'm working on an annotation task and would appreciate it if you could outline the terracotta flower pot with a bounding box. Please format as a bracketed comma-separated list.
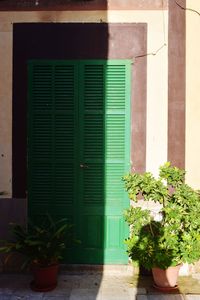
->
[30, 264, 59, 292]
[152, 265, 181, 290]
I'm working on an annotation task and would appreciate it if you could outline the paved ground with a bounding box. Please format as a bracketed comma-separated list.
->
[0, 271, 200, 300]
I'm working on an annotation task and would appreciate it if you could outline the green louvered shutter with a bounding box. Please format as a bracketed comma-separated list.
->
[28, 60, 131, 264]
[104, 62, 131, 263]
[28, 61, 78, 228]
[77, 60, 131, 263]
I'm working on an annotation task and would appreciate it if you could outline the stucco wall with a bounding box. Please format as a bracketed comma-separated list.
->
[186, 1, 200, 188]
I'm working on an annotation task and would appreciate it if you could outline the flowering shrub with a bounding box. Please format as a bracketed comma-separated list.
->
[123, 162, 200, 270]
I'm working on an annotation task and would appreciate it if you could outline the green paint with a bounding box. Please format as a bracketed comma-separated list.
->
[28, 60, 131, 264]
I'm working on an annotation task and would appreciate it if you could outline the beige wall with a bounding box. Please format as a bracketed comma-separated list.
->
[186, 1, 200, 188]
[0, 9, 168, 196]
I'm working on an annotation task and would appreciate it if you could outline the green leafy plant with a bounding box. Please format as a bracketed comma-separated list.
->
[0, 214, 74, 269]
[123, 162, 200, 270]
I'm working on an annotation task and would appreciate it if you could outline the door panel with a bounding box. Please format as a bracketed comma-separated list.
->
[28, 60, 131, 264]
[28, 61, 78, 224]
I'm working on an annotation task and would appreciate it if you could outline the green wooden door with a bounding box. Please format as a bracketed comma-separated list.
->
[28, 60, 131, 264]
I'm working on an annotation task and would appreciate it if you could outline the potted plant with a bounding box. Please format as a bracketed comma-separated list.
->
[123, 162, 200, 291]
[0, 214, 73, 292]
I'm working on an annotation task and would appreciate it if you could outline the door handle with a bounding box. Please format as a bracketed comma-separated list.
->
[80, 164, 89, 169]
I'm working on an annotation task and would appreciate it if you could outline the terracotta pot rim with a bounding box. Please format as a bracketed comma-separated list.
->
[31, 262, 59, 269]
[152, 264, 182, 270]
[153, 283, 179, 292]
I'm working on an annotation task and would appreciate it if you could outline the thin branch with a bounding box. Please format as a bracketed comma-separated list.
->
[149, 222, 155, 237]
[134, 43, 167, 59]
[175, 0, 200, 16]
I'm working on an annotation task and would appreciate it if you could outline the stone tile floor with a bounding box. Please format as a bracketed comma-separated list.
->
[0, 272, 200, 300]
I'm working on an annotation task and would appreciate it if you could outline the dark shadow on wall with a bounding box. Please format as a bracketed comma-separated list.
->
[13, 22, 109, 269]
[13, 22, 108, 199]
[11, 13, 109, 300]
